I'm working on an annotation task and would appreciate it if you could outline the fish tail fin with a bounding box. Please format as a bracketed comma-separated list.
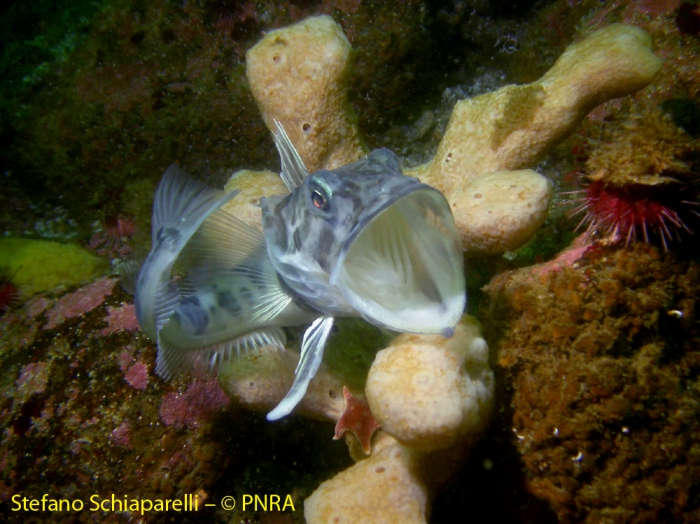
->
[152, 163, 240, 242]
[135, 164, 240, 338]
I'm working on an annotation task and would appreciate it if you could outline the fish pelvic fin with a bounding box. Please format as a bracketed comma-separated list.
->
[272, 120, 308, 191]
[266, 315, 334, 421]
[156, 326, 287, 380]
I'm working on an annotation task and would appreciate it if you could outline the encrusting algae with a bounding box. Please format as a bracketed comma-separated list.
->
[585, 105, 698, 188]
[482, 241, 700, 523]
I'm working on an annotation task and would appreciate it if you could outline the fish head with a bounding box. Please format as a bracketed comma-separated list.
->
[263, 148, 465, 335]
[261, 164, 375, 313]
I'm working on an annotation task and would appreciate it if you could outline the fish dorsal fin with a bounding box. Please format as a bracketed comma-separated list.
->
[272, 120, 308, 191]
[266, 315, 334, 421]
[156, 326, 286, 380]
[151, 164, 238, 244]
[178, 207, 293, 326]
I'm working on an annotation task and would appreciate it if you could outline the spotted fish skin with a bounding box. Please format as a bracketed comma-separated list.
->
[131, 163, 317, 380]
[261, 149, 426, 314]
[151, 198, 319, 379]
[157, 237, 318, 353]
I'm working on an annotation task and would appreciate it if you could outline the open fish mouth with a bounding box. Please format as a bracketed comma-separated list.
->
[332, 187, 465, 336]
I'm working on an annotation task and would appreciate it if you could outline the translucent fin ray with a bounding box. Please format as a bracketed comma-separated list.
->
[266, 315, 334, 421]
[118, 258, 142, 295]
[151, 164, 239, 244]
[272, 120, 308, 191]
[177, 207, 295, 328]
[156, 327, 286, 380]
[178, 207, 265, 274]
[134, 164, 239, 340]
[154, 282, 182, 334]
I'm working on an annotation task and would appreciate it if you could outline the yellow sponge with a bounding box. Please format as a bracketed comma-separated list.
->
[0, 238, 108, 296]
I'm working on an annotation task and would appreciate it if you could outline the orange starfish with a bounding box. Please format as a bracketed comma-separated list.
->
[333, 386, 380, 455]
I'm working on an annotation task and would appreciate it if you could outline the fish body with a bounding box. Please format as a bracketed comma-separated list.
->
[154, 207, 318, 376]
[132, 124, 465, 421]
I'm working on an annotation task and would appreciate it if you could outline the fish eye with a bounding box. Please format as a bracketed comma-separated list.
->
[310, 188, 329, 211]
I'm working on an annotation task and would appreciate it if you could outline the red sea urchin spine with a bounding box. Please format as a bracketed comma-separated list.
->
[0, 280, 19, 313]
[104, 215, 136, 246]
[89, 215, 137, 257]
[570, 180, 692, 250]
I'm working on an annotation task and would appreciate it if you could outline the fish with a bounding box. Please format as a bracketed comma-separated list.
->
[131, 123, 466, 421]
[132, 164, 241, 344]
[261, 124, 466, 419]
[129, 163, 318, 382]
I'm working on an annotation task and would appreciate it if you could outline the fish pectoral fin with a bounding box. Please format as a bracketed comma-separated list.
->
[156, 326, 286, 380]
[179, 205, 264, 273]
[272, 120, 308, 191]
[266, 315, 334, 421]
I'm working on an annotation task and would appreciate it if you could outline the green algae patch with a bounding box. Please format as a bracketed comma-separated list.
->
[0, 238, 108, 296]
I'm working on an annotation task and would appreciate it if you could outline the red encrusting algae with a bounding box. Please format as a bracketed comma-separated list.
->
[43, 277, 117, 330]
[99, 303, 139, 336]
[159, 380, 230, 429]
[124, 362, 149, 390]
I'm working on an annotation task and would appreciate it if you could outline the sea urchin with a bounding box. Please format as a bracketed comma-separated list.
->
[571, 180, 693, 250]
[569, 103, 700, 250]
[89, 215, 137, 257]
